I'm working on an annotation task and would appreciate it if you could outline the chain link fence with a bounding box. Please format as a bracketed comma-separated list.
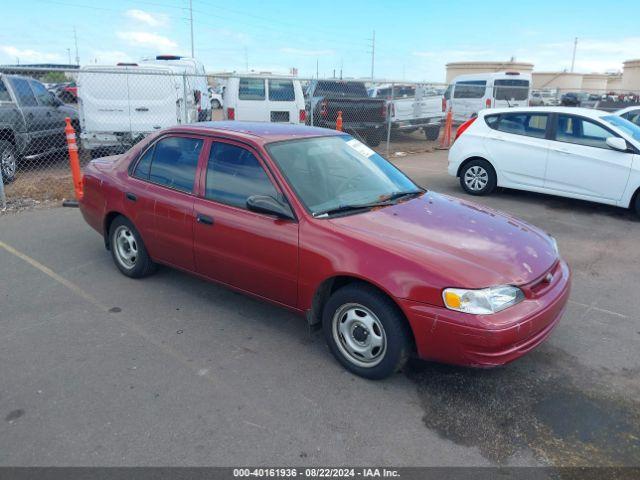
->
[1, 65, 639, 210]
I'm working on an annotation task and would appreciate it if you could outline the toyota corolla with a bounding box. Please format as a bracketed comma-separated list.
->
[79, 122, 571, 379]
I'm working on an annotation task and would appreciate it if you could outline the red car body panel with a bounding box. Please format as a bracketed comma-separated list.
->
[79, 122, 571, 367]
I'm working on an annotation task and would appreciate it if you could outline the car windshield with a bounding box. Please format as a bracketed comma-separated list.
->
[266, 135, 422, 216]
[602, 115, 640, 142]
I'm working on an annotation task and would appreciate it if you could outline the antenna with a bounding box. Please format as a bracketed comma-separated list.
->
[73, 26, 79, 65]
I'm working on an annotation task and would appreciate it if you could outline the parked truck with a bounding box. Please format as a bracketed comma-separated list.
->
[368, 84, 443, 141]
[0, 73, 79, 182]
[305, 80, 387, 146]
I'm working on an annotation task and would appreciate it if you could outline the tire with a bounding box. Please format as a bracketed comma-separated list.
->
[109, 216, 157, 278]
[459, 158, 497, 196]
[424, 125, 440, 141]
[322, 283, 412, 380]
[0, 140, 17, 184]
[364, 130, 382, 147]
[634, 192, 640, 219]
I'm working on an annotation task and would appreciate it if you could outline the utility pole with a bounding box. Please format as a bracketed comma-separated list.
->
[368, 30, 376, 79]
[316, 58, 319, 78]
[66, 48, 71, 65]
[244, 47, 249, 71]
[189, 0, 194, 57]
[73, 26, 79, 65]
[570, 37, 578, 72]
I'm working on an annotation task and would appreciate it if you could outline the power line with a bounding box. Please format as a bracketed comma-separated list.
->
[189, 0, 194, 57]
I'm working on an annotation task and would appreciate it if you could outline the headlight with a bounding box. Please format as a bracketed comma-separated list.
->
[549, 235, 559, 256]
[443, 285, 525, 314]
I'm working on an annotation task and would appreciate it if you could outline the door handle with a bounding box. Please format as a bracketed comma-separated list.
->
[125, 192, 137, 202]
[196, 213, 214, 226]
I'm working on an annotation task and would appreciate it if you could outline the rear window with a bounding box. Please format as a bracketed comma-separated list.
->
[239, 78, 265, 100]
[314, 81, 368, 97]
[494, 79, 529, 101]
[453, 81, 486, 99]
[268, 79, 295, 101]
[9, 77, 37, 106]
[0, 80, 10, 102]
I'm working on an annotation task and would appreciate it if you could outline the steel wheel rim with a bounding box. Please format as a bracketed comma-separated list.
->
[114, 226, 138, 269]
[1, 149, 16, 178]
[464, 165, 488, 191]
[332, 303, 387, 368]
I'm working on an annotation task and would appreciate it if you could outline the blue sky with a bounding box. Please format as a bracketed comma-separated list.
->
[2, 0, 639, 81]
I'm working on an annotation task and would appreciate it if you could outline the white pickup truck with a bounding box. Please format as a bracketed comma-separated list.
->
[368, 84, 443, 141]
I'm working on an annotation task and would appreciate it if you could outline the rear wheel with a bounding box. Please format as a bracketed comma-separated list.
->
[459, 158, 497, 196]
[0, 141, 17, 184]
[424, 125, 440, 141]
[109, 216, 157, 278]
[322, 283, 412, 380]
[364, 129, 382, 147]
[634, 192, 640, 219]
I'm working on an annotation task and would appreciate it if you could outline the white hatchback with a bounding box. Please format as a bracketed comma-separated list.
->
[448, 107, 640, 217]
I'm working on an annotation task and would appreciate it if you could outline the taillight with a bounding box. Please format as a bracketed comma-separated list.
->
[320, 99, 328, 118]
[299, 109, 306, 122]
[454, 117, 477, 142]
[485, 98, 492, 109]
[442, 98, 447, 112]
[227, 107, 235, 120]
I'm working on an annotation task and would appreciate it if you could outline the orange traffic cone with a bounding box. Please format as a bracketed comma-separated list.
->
[438, 109, 453, 149]
[336, 111, 343, 132]
[64, 117, 83, 200]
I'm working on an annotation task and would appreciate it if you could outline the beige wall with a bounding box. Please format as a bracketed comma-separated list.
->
[606, 75, 623, 92]
[622, 60, 640, 92]
[445, 62, 534, 83]
[581, 74, 608, 93]
[532, 72, 583, 91]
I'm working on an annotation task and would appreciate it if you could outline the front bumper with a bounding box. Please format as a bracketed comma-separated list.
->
[399, 260, 571, 367]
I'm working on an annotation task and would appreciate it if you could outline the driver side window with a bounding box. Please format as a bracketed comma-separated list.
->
[205, 143, 279, 209]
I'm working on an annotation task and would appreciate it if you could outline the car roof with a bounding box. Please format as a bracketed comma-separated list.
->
[169, 121, 345, 144]
[479, 107, 611, 118]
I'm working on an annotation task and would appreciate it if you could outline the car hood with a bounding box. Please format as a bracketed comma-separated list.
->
[328, 192, 558, 289]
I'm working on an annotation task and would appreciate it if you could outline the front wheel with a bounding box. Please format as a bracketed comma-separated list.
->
[0, 141, 17, 184]
[459, 159, 497, 196]
[322, 283, 412, 380]
[109, 216, 157, 278]
[634, 193, 640, 219]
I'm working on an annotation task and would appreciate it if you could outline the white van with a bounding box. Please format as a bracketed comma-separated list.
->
[444, 72, 531, 122]
[222, 75, 305, 124]
[140, 55, 212, 121]
[78, 64, 196, 155]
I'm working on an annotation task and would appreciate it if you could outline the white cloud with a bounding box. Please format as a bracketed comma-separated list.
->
[116, 31, 177, 49]
[0, 45, 61, 62]
[125, 9, 168, 27]
[280, 47, 334, 57]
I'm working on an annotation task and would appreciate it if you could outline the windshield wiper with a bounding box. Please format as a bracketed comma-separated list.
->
[313, 191, 423, 218]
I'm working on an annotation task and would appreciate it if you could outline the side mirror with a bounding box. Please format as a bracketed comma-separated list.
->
[606, 136, 628, 152]
[246, 195, 294, 220]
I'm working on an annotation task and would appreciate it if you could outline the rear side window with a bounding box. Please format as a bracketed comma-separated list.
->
[0, 80, 10, 102]
[443, 85, 452, 100]
[143, 137, 203, 192]
[555, 115, 612, 149]
[494, 79, 529, 101]
[133, 145, 155, 180]
[453, 81, 486, 99]
[239, 78, 265, 100]
[485, 114, 499, 129]
[9, 78, 37, 106]
[495, 113, 548, 139]
[268, 80, 295, 101]
[205, 143, 279, 209]
[29, 80, 56, 107]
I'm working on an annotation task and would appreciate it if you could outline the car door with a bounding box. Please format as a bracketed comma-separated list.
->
[29, 79, 66, 149]
[544, 114, 633, 201]
[129, 135, 205, 270]
[483, 112, 551, 188]
[235, 77, 268, 122]
[7, 77, 46, 154]
[266, 78, 297, 124]
[193, 139, 299, 307]
[452, 81, 485, 122]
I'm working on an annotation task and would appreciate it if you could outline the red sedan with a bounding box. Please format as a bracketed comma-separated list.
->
[79, 122, 571, 379]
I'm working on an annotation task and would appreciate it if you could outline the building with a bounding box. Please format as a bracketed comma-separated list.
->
[445, 61, 534, 83]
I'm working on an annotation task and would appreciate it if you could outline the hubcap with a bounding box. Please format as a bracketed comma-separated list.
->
[332, 303, 386, 368]
[114, 226, 138, 269]
[464, 165, 488, 191]
[1, 149, 16, 178]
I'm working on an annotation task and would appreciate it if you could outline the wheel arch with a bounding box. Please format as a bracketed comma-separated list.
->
[456, 155, 495, 177]
[307, 274, 417, 351]
[630, 184, 640, 210]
